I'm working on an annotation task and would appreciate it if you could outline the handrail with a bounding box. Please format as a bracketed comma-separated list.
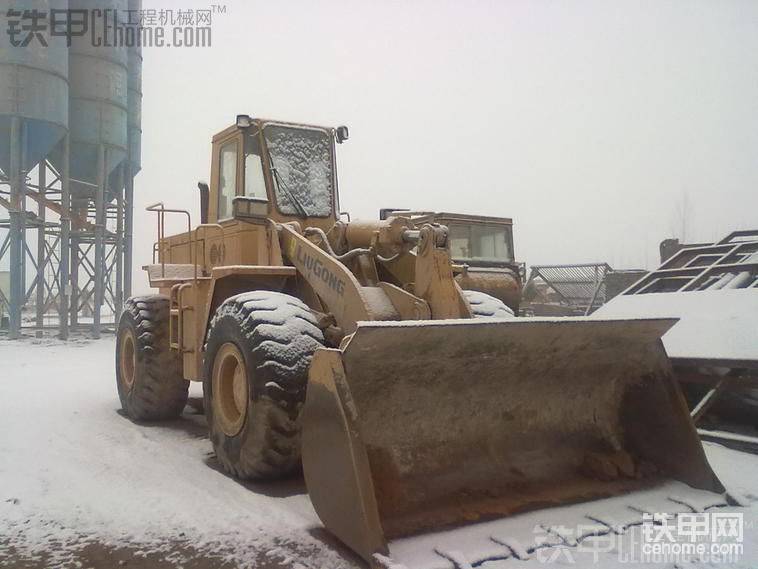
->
[145, 202, 193, 279]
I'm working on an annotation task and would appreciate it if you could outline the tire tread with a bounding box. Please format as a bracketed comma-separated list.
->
[117, 295, 189, 421]
[204, 291, 324, 480]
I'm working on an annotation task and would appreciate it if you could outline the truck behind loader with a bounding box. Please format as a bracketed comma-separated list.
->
[116, 116, 722, 565]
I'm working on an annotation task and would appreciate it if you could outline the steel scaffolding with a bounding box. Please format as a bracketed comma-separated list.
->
[1, 1, 141, 339]
[0, 129, 134, 338]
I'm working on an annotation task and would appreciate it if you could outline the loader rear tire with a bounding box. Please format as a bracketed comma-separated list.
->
[116, 295, 189, 421]
[463, 290, 515, 318]
[203, 291, 325, 480]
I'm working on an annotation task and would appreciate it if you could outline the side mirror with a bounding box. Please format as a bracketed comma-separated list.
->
[336, 125, 349, 144]
[197, 181, 210, 224]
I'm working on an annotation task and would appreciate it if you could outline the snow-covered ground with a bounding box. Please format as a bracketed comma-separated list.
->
[1, 336, 757, 568]
[0, 337, 357, 569]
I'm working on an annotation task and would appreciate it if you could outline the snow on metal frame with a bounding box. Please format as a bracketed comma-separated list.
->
[594, 289, 758, 365]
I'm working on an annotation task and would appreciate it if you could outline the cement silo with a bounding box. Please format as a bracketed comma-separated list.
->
[66, 0, 129, 194]
[65, 0, 129, 337]
[0, 0, 70, 338]
[1, 0, 140, 339]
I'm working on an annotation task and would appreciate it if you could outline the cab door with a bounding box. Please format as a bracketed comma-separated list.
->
[209, 130, 242, 224]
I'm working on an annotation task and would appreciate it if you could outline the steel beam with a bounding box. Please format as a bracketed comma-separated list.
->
[92, 145, 106, 338]
[124, 162, 134, 301]
[35, 161, 46, 331]
[70, 234, 80, 328]
[59, 134, 70, 339]
[8, 117, 24, 338]
[115, 163, 124, 316]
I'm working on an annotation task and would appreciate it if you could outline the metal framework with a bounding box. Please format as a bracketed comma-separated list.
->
[617, 230, 758, 451]
[525, 262, 612, 315]
[0, 125, 134, 339]
[622, 230, 758, 295]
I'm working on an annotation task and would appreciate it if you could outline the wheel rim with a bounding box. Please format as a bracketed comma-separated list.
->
[119, 328, 137, 390]
[212, 343, 248, 437]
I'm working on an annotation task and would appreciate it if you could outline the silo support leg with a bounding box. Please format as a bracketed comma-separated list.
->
[93, 145, 106, 339]
[8, 117, 24, 339]
[115, 163, 124, 316]
[35, 162, 47, 332]
[124, 165, 134, 301]
[59, 134, 71, 340]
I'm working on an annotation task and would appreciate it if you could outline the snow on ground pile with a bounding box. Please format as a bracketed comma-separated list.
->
[0, 337, 352, 569]
[1, 337, 758, 569]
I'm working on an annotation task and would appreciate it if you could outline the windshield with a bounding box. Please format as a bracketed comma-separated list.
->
[263, 125, 334, 217]
[448, 223, 513, 263]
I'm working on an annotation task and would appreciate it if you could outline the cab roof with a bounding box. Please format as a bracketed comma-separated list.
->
[211, 118, 337, 143]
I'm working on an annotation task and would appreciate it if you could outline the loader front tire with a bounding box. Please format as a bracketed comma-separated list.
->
[116, 295, 189, 421]
[204, 291, 325, 480]
[463, 290, 515, 318]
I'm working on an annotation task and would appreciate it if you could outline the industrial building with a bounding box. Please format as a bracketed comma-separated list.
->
[0, 0, 142, 338]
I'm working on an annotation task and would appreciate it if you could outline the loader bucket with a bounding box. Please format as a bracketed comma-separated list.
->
[301, 317, 724, 563]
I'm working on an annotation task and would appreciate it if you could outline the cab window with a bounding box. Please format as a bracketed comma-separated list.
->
[218, 141, 237, 220]
[449, 223, 513, 263]
[244, 132, 267, 200]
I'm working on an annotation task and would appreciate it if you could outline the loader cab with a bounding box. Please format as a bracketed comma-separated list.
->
[207, 117, 342, 231]
[442, 214, 515, 268]
[394, 211, 516, 269]
[387, 210, 522, 312]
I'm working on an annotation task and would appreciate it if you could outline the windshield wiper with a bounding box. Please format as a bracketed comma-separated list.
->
[270, 163, 309, 218]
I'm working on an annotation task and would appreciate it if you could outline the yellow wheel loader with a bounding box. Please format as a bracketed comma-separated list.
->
[115, 116, 723, 565]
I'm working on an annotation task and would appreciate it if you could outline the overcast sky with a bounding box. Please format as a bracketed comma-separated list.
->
[132, 0, 758, 292]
